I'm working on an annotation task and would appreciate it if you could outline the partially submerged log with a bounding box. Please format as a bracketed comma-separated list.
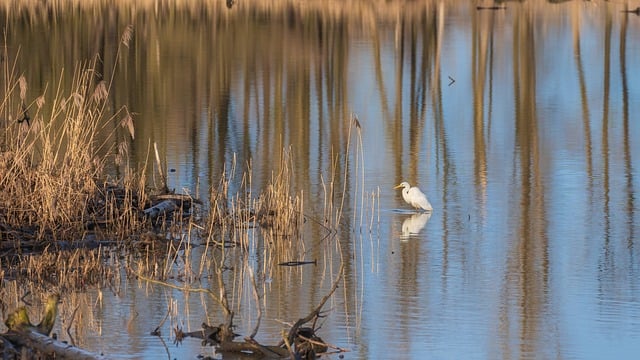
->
[3, 294, 108, 360]
[143, 199, 178, 220]
[141, 181, 200, 221]
[3, 330, 108, 360]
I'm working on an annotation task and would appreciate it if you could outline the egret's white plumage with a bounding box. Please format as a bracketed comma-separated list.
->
[394, 181, 432, 211]
[401, 213, 432, 237]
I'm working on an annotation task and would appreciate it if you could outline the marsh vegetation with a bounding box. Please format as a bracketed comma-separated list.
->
[0, 19, 374, 356]
[1, 0, 640, 359]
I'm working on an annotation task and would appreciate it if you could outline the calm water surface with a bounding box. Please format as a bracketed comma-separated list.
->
[3, 1, 640, 359]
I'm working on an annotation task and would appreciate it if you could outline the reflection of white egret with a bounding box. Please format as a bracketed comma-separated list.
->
[402, 213, 431, 237]
[394, 181, 433, 211]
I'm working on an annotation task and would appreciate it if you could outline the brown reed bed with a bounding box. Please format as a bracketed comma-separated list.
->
[0, 20, 374, 358]
[0, 26, 156, 301]
[0, 32, 139, 244]
[0, 32, 364, 292]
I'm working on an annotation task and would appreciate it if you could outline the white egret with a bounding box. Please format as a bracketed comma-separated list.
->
[394, 181, 433, 212]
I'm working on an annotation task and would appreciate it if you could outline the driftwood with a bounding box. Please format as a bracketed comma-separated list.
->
[280, 264, 343, 358]
[2, 294, 108, 360]
[169, 264, 344, 359]
[174, 323, 288, 357]
[2, 330, 108, 360]
[143, 193, 199, 221]
[143, 199, 178, 220]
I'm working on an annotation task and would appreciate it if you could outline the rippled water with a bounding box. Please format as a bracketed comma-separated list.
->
[3, 1, 640, 359]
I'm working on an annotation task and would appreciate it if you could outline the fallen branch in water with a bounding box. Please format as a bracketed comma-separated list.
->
[282, 263, 344, 358]
[139, 263, 346, 358]
[143, 199, 178, 220]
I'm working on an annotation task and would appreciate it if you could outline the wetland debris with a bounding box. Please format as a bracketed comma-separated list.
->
[143, 199, 179, 220]
[173, 322, 240, 346]
[169, 268, 341, 359]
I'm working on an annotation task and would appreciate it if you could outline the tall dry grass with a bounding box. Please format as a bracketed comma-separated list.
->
[0, 27, 139, 246]
[0, 13, 370, 355]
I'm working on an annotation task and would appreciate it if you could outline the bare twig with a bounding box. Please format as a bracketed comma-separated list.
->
[133, 271, 226, 309]
[286, 263, 344, 347]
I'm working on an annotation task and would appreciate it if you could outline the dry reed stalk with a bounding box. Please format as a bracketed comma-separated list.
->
[318, 114, 364, 232]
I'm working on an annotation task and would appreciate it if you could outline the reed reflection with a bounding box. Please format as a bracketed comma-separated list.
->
[511, 6, 552, 357]
[620, 7, 635, 254]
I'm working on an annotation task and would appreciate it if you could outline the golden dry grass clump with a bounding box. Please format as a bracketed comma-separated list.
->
[0, 52, 139, 249]
[0, 22, 312, 294]
[255, 150, 303, 237]
[203, 150, 303, 250]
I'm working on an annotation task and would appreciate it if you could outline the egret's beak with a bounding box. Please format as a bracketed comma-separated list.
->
[394, 184, 402, 189]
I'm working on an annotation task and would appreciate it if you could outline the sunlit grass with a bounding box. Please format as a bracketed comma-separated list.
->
[0, 9, 378, 355]
[0, 29, 138, 245]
